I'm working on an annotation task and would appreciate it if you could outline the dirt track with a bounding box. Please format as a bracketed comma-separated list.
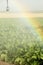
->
[0, 61, 14, 65]
[0, 12, 43, 18]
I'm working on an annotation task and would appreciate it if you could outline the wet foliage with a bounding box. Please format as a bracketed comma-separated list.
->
[0, 18, 43, 65]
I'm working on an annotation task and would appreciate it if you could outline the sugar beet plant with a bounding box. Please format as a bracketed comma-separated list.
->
[0, 18, 43, 65]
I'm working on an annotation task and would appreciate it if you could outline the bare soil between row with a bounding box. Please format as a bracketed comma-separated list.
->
[0, 61, 14, 65]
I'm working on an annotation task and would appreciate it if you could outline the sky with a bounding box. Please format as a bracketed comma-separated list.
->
[0, 0, 43, 12]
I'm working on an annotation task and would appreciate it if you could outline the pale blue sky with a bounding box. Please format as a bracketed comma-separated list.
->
[0, 0, 43, 12]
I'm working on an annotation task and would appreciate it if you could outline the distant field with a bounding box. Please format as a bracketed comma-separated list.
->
[0, 12, 43, 18]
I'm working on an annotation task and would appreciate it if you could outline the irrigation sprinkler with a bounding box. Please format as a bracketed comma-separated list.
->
[6, 0, 9, 11]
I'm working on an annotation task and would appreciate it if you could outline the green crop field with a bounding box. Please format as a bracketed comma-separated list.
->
[34, 18, 43, 25]
[0, 18, 43, 65]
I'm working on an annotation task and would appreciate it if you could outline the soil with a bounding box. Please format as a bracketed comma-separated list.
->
[0, 61, 14, 65]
